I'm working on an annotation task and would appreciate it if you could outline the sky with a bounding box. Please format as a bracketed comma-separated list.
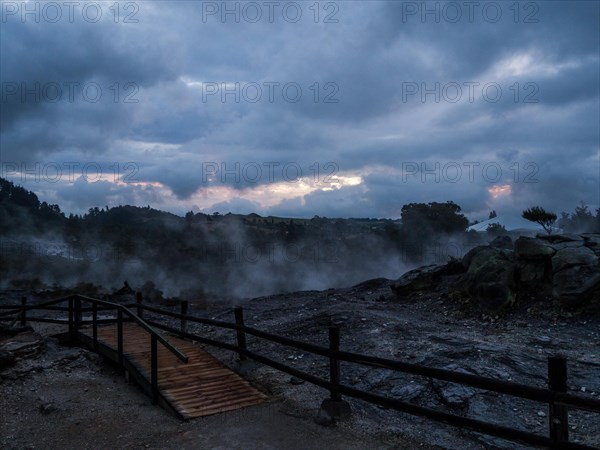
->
[1, 0, 599, 220]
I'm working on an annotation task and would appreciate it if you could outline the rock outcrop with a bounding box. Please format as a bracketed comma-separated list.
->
[390, 260, 463, 296]
[391, 233, 600, 311]
[514, 237, 556, 292]
[484, 233, 600, 308]
[457, 245, 516, 311]
[0, 326, 45, 370]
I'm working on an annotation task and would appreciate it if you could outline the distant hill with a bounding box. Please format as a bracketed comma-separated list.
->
[0, 177, 65, 234]
[0, 178, 411, 297]
[0, 177, 398, 236]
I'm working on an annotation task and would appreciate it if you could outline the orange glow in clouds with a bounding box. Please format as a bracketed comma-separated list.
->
[488, 184, 512, 199]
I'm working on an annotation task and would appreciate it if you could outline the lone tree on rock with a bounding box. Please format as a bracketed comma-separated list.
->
[522, 206, 557, 235]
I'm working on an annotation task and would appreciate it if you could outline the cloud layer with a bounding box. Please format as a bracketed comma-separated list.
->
[1, 1, 598, 220]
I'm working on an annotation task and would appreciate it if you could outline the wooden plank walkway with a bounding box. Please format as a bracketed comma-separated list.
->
[80, 323, 267, 419]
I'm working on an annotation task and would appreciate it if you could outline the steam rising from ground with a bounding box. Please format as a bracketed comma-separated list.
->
[1, 221, 482, 299]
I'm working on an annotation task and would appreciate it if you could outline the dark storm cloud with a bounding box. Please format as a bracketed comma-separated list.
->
[1, 1, 598, 218]
[0, 4, 184, 161]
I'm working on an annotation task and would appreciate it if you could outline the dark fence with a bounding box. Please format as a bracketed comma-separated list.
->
[0, 295, 188, 404]
[1, 295, 599, 449]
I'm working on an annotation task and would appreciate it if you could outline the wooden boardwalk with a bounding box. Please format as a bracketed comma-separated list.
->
[80, 323, 266, 419]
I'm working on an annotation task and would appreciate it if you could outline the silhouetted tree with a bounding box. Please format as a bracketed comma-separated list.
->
[558, 201, 596, 233]
[522, 206, 556, 235]
[184, 211, 194, 228]
[401, 201, 468, 236]
[486, 222, 506, 236]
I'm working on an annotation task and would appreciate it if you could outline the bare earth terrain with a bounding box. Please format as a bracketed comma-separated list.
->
[1, 280, 599, 449]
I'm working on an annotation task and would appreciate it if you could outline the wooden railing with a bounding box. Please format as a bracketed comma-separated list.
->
[0, 295, 188, 404]
[1, 295, 599, 449]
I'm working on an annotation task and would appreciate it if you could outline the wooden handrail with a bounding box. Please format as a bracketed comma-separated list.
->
[136, 303, 600, 412]
[146, 319, 598, 450]
[73, 295, 188, 364]
[0, 296, 74, 316]
[0, 295, 188, 364]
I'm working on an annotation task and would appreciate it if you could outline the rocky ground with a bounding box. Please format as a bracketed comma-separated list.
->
[2, 274, 598, 450]
[200, 276, 600, 450]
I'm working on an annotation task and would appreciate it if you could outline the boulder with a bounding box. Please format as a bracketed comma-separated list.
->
[461, 245, 487, 268]
[489, 235, 513, 250]
[391, 260, 464, 297]
[538, 233, 584, 243]
[545, 240, 600, 306]
[553, 265, 600, 307]
[515, 259, 551, 290]
[514, 237, 556, 260]
[552, 247, 597, 273]
[391, 265, 439, 296]
[457, 246, 516, 311]
[546, 241, 590, 251]
[514, 237, 557, 291]
[582, 234, 600, 257]
[462, 246, 513, 274]
[581, 234, 600, 247]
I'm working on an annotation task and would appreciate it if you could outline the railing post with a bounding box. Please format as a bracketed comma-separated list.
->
[136, 292, 143, 319]
[318, 326, 351, 420]
[20, 296, 27, 326]
[329, 326, 342, 401]
[151, 334, 158, 404]
[180, 300, 188, 333]
[74, 297, 82, 332]
[92, 302, 98, 351]
[117, 309, 124, 367]
[548, 356, 569, 445]
[68, 297, 75, 341]
[234, 307, 247, 361]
